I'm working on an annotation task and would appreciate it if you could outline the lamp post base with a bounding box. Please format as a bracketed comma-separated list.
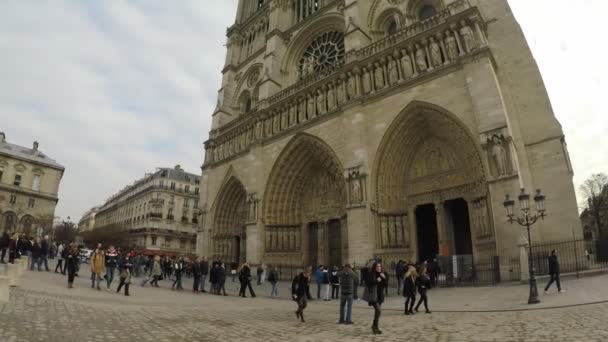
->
[528, 276, 540, 304]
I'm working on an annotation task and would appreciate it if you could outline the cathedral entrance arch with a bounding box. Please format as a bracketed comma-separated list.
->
[211, 176, 248, 264]
[263, 133, 347, 267]
[374, 101, 492, 263]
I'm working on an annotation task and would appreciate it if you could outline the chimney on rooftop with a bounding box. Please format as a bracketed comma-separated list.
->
[0, 132, 5, 143]
[33, 141, 39, 152]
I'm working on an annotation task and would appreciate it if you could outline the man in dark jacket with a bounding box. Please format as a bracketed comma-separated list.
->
[192, 257, 202, 293]
[338, 264, 359, 324]
[40, 235, 50, 271]
[544, 250, 565, 293]
[30, 239, 42, 271]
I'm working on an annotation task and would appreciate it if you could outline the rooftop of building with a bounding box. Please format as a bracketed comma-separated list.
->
[0, 132, 64, 170]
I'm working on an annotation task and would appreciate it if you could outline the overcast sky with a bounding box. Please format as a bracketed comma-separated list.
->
[0, 1, 605, 221]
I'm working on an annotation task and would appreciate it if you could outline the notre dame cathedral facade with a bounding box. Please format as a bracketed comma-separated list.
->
[197, 0, 582, 277]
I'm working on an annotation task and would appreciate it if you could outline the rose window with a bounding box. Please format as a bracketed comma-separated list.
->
[298, 31, 345, 79]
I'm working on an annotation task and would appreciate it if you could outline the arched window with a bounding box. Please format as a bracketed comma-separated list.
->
[244, 97, 252, 113]
[387, 19, 398, 36]
[298, 31, 345, 79]
[239, 91, 253, 114]
[258, 0, 265, 9]
[419, 5, 437, 20]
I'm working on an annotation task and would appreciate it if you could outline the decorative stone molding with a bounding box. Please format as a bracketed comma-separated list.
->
[265, 225, 301, 253]
[203, 4, 488, 169]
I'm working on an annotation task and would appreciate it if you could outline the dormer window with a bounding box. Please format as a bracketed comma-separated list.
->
[419, 5, 437, 20]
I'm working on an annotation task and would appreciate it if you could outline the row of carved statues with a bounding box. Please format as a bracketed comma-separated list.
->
[265, 226, 301, 252]
[212, 236, 242, 259]
[204, 19, 485, 165]
[378, 214, 408, 249]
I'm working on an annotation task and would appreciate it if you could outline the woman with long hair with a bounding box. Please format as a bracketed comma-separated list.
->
[366, 262, 387, 335]
[403, 266, 418, 315]
[66, 244, 79, 289]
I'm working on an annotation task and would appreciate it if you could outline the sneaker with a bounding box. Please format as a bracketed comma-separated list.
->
[559, 289, 567, 293]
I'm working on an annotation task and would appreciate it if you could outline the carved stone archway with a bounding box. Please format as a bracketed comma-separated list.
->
[263, 133, 347, 266]
[373, 101, 493, 262]
[211, 176, 248, 264]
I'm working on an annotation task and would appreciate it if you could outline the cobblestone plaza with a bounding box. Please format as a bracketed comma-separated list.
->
[2, 262, 608, 341]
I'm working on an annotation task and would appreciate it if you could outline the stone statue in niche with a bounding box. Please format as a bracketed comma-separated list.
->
[459, 20, 477, 52]
[374, 62, 385, 90]
[393, 13, 402, 30]
[362, 66, 372, 94]
[387, 57, 399, 85]
[381, 218, 389, 248]
[400, 49, 414, 79]
[346, 72, 356, 100]
[445, 30, 459, 61]
[273, 111, 280, 133]
[490, 135, 509, 176]
[306, 55, 316, 75]
[429, 37, 442, 67]
[298, 97, 307, 122]
[307, 93, 316, 118]
[281, 106, 288, 129]
[316, 88, 325, 115]
[327, 84, 336, 110]
[415, 43, 427, 72]
[336, 79, 346, 104]
[266, 230, 272, 250]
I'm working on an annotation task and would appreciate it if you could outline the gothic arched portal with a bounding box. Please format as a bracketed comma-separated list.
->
[373, 101, 493, 263]
[263, 133, 347, 267]
[212, 176, 248, 264]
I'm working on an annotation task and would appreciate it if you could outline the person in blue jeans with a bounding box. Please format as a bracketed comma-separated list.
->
[315, 265, 324, 299]
[338, 264, 359, 324]
[268, 266, 279, 298]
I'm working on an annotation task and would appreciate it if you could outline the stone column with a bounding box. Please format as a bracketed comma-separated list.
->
[435, 202, 449, 256]
[518, 235, 530, 282]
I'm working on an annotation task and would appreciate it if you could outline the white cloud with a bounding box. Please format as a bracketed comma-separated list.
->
[0, 0, 604, 220]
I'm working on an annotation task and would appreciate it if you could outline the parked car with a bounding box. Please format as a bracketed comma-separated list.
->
[79, 248, 93, 263]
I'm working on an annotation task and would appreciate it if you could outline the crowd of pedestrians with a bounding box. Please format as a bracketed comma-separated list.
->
[3, 232, 569, 336]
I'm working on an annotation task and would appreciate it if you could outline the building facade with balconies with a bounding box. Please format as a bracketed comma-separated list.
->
[91, 165, 200, 255]
[198, 0, 582, 276]
[0, 132, 65, 236]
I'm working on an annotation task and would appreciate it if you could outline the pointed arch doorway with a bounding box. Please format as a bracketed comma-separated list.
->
[263, 133, 348, 268]
[212, 176, 248, 264]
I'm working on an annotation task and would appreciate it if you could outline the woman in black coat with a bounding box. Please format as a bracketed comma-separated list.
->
[66, 244, 79, 289]
[238, 263, 256, 297]
[366, 262, 387, 335]
[415, 270, 432, 313]
[292, 266, 313, 323]
[403, 266, 417, 315]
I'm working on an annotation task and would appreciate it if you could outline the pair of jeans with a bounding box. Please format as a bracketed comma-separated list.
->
[41, 255, 49, 271]
[105, 267, 115, 288]
[239, 280, 256, 297]
[323, 284, 331, 300]
[55, 259, 64, 273]
[200, 274, 207, 291]
[30, 257, 39, 270]
[316, 283, 322, 299]
[116, 278, 130, 295]
[415, 292, 429, 311]
[339, 294, 353, 323]
[331, 285, 340, 299]
[372, 302, 382, 328]
[545, 273, 561, 291]
[193, 275, 201, 291]
[172, 274, 183, 290]
[91, 272, 102, 288]
[397, 277, 403, 295]
[0, 247, 7, 263]
[270, 281, 279, 297]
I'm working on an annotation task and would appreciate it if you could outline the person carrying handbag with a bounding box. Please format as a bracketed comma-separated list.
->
[116, 253, 132, 296]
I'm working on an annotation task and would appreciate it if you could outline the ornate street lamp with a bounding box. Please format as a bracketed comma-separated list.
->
[503, 188, 546, 304]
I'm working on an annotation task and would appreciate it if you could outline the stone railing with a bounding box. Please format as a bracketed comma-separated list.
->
[203, 4, 487, 168]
